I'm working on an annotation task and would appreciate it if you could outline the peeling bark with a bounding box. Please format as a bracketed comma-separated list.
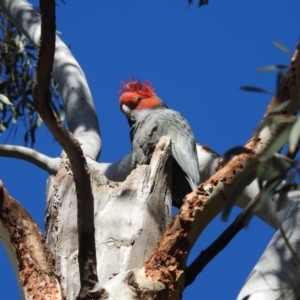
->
[144, 42, 300, 297]
[2, 0, 300, 299]
[0, 181, 63, 300]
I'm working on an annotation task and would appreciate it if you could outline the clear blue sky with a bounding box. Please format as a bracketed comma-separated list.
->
[0, 1, 299, 299]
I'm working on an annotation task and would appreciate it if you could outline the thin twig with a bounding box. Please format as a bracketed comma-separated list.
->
[145, 42, 300, 294]
[185, 193, 261, 287]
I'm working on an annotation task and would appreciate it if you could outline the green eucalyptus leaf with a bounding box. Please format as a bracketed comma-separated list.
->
[36, 114, 43, 127]
[257, 155, 292, 182]
[260, 124, 293, 161]
[59, 109, 65, 121]
[17, 39, 25, 52]
[269, 101, 291, 115]
[0, 94, 13, 105]
[254, 115, 275, 137]
[246, 178, 282, 225]
[289, 118, 300, 153]
[199, 0, 208, 6]
[257, 65, 288, 73]
[10, 106, 18, 123]
[0, 121, 7, 133]
[222, 170, 256, 221]
[272, 40, 290, 53]
[240, 86, 273, 95]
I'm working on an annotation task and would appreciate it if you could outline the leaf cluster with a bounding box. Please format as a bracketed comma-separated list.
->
[0, 7, 63, 146]
[223, 42, 300, 222]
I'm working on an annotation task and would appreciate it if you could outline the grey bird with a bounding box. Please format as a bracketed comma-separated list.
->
[119, 79, 200, 206]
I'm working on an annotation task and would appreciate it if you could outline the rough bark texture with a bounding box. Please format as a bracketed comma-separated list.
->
[0, 181, 63, 300]
[45, 137, 173, 299]
[143, 42, 300, 298]
[2, 0, 300, 299]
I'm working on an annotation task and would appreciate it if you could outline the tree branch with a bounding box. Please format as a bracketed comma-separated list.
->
[45, 136, 173, 298]
[0, 144, 60, 174]
[144, 42, 300, 297]
[0, 0, 101, 159]
[185, 193, 260, 287]
[237, 190, 300, 300]
[0, 181, 63, 299]
[32, 0, 98, 297]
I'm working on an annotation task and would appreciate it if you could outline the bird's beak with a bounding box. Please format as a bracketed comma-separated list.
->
[121, 104, 132, 117]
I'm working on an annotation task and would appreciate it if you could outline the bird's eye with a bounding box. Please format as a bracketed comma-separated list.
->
[136, 97, 142, 103]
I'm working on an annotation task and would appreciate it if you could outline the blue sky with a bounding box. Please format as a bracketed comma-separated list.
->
[0, 1, 300, 299]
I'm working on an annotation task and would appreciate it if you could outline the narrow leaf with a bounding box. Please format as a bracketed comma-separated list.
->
[240, 86, 273, 95]
[36, 114, 43, 127]
[257, 65, 288, 73]
[268, 100, 291, 115]
[246, 178, 282, 224]
[222, 170, 256, 221]
[260, 124, 293, 161]
[0, 121, 7, 133]
[0, 94, 13, 105]
[59, 108, 65, 121]
[199, 0, 208, 6]
[272, 40, 290, 53]
[254, 115, 274, 137]
[257, 154, 293, 182]
[289, 117, 300, 154]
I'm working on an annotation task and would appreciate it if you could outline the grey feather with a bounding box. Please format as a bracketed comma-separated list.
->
[130, 106, 200, 204]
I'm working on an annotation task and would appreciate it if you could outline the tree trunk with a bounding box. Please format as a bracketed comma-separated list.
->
[45, 138, 173, 299]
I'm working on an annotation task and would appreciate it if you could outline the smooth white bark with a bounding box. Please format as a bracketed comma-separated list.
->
[0, 0, 101, 159]
[45, 137, 173, 299]
[1, 0, 299, 299]
[237, 191, 300, 299]
[0, 144, 60, 174]
[100, 268, 167, 300]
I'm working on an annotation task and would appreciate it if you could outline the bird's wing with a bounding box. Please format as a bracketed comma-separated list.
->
[150, 109, 200, 189]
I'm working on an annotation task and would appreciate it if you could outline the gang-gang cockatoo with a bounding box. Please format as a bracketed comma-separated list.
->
[119, 79, 200, 206]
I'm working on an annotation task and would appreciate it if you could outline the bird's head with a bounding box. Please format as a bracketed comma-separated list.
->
[119, 79, 164, 121]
